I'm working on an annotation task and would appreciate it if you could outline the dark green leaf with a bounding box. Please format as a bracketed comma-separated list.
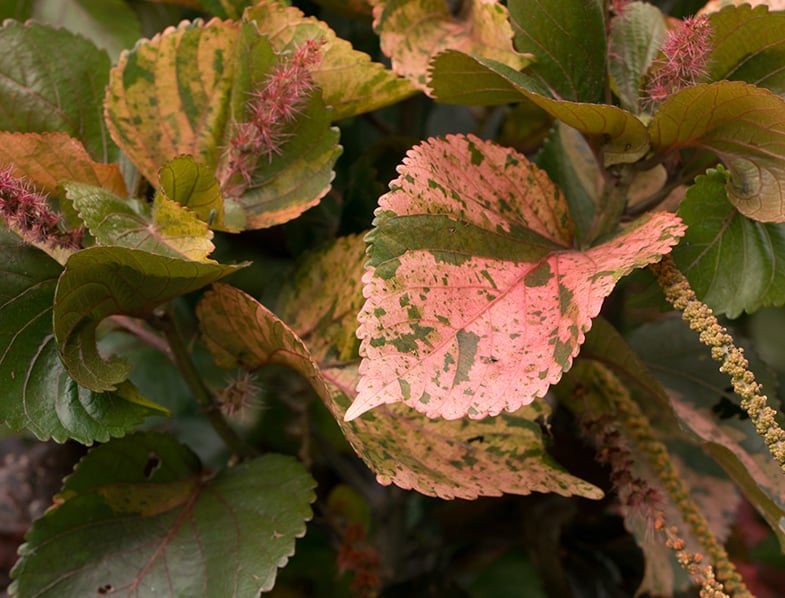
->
[708, 4, 785, 95]
[672, 167, 785, 317]
[54, 247, 245, 392]
[31, 0, 142, 61]
[0, 230, 166, 443]
[198, 0, 252, 19]
[0, 20, 118, 162]
[507, 0, 607, 102]
[10, 432, 315, 597]
[535, 123, 600, 245]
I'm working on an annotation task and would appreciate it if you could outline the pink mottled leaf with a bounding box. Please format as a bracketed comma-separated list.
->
[198, 272, 602, 500]
[347, 134, 685, 421]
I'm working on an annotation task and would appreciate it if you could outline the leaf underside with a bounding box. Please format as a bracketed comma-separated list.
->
[649, 81, 785, 223]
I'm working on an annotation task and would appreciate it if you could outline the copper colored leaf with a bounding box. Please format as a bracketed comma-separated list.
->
[244, 1, 416, 120]
[0, 132, 127, 197]
[10, 432, 315, 597]
[348, 134, 685, 421]
[54, 248, 243, 392]
[198, 279, 602, 500]
[373, 0, 529, 90]
[649, 81, 785, 222]
[428, 51, 650, 165]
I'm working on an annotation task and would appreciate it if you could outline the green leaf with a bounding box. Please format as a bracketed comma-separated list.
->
[67, 182, 216, 262]
[31, 0, 142, 61]
[158, 155, 229, 231]
[649, 81, 785, 223]
[198, 279, 603, 500]
[708, 4, 785, 96]
[0, 0, 32, 19]
[244, 1, 416, 120]
[54, 247, 244, 392]
[0, 20, 118, 162]
[0, 230, 166, 443]
[507, 0, 606, 102]
[349, 134, 684, 421]
[628, 317, 785, 551]
[10, 432, 315, 597]
[374, 0, 529, 90]
[608, 1, 668, 113]
[672, 167, 785, 317]
[0, 132, 127, 197]
[428, 51, 650, 165]
[535, 123, 600, 245]
[199, 0, 252, 18]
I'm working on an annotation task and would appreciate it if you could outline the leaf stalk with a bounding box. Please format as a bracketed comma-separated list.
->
[154, 305, 258, 460]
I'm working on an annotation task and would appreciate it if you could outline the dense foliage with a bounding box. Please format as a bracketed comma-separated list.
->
[2, 0, 785, 596]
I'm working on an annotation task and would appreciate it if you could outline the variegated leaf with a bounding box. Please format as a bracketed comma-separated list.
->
[348, 134, 685, 421]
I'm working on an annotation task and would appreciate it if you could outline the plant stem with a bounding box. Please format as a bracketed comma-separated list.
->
[153, 305, 258, 460]
[587, 162, 635, 244]
[650, 255, 785, 472]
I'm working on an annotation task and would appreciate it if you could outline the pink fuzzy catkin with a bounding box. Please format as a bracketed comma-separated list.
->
[0, 167, 82, 249]
[222, 39, 323, 197]
[646, 15, 712, 104]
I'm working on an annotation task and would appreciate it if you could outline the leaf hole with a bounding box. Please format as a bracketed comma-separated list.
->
[467, 435, 485, 444]
[97, 584, 113, 594]
[143, 452, 161, 478]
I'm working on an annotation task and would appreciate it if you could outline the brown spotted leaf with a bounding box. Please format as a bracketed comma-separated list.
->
[373, 0, 529, 91]
[198, 277, 602, 500]
[347, 134, 685, 421]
